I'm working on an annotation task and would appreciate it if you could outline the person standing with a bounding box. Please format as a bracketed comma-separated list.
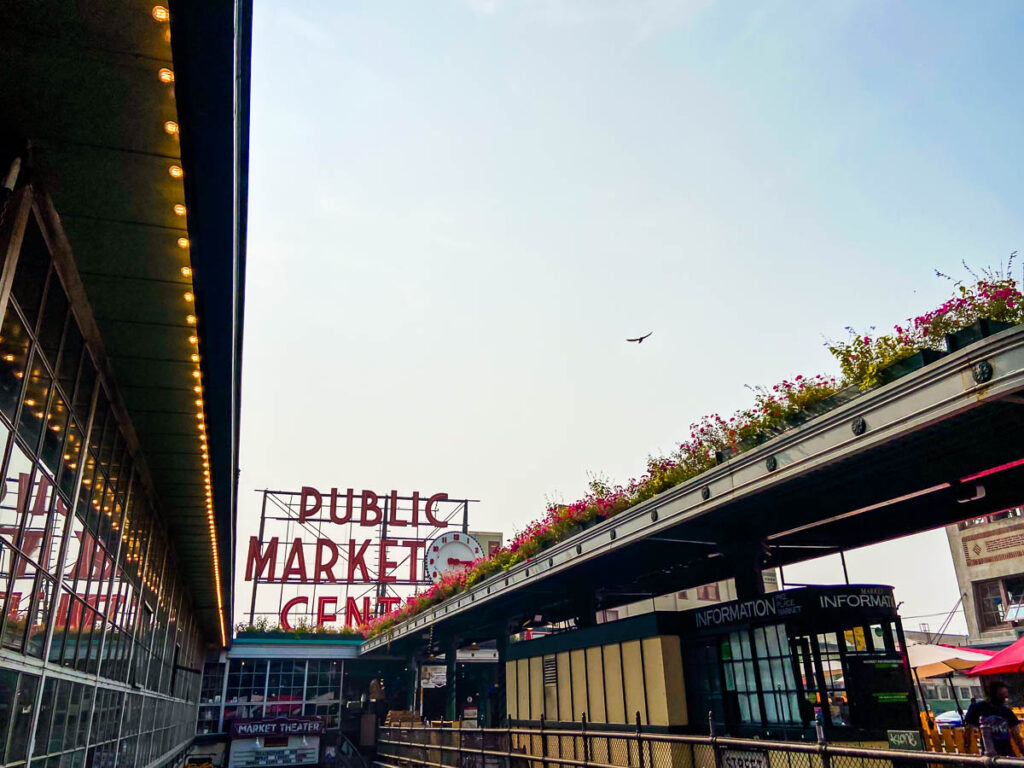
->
[965, 680, 1023, 756]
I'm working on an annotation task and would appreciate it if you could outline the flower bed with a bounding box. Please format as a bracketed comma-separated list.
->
[357, 266, 1023, 639]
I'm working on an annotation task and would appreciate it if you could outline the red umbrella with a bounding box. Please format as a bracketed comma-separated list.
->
[967, 636, 1024, 677]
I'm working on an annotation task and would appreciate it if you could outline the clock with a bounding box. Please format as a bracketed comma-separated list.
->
[424, 532, 483, 583]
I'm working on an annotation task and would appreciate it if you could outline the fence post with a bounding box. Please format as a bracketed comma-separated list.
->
[507, 714, 514, 767]
[636, 711, 647, 768]
[582, 713, 590, 767]
[709, 710, 721, 768]
[540, 714, 548, 768]
[816, 711, 830, 768]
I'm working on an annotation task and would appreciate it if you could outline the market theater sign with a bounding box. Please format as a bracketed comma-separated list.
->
[231, 716, 326, 738]
[244, 486, 451, 628]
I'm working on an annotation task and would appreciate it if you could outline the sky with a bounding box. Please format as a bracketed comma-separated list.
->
[238, 0, 1024, 635]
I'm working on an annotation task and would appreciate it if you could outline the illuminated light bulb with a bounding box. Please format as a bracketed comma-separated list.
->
[191, 370, 201, 379]
[174, 204, 186, 216]
[186, 315, 196, 325]
[183, 292, 194, 302]
[33, 412, 43, 419]
[164, 121, 179, 135]
[177, 237, 190, 248]
[198, 423, 205, 431]
[191, 353, 200, 363]
[2, 354, 13, 362]
[51, 424, 61, 432]
[13, 371, 22, 379]
[181, 266, 192, 278]
[188, 335, 198, 344]
[158, 68, 174, 83]
[69, 463, 76, 469]
[152, 6, 170, 22]
[193, 384, 201, 393]
[169, 165, 183, 179]
[63, 454, 70, 460]
[24, 399, 35, 406]
[83, 479, 91, 485]
[195, 399, 203, 406]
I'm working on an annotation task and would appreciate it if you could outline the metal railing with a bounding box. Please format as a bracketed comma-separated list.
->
[375, 720, 1024, 768]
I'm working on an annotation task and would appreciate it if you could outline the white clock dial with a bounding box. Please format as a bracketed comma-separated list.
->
[425, 532, 483, 583]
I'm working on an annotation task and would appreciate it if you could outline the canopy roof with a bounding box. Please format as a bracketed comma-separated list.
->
[968, 637, 1024, 677]
[0, 0, 251, 643]
[908, 643, 993, 680]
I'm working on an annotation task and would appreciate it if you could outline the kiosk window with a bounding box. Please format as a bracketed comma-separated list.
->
[816, 633, 849, 726]
[754, 625, 799, 724]
[722, 631, 761, 724]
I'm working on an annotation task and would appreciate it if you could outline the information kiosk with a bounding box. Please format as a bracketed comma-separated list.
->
[505, 585, 918, 744]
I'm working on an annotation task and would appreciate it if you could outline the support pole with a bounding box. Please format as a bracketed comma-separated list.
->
[446, 637, 459, 721]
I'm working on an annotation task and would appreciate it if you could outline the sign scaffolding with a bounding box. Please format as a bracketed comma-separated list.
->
[245, 487, 476, 629]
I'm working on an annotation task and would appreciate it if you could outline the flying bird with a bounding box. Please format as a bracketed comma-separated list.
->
[626, 332, 653, 344]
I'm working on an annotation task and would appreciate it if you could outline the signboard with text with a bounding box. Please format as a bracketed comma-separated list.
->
[245, 487, 475, 630]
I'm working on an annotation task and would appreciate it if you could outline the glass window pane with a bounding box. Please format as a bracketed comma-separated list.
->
[37, 274, 68, 369]
[11, 218, 50, 331]
[72, 353, 94, 420]
[0, 445, 34, 547]
[40, 391, 69, 476]
[57, 419, 83, 498]
[18, 354, 52, 452]
[0, 304, 31, 421]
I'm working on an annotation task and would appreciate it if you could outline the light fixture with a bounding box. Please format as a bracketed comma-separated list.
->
[164, 121, 179, 135]
[191, 353, 200, 363]
[191, 370, 200, 379]
[169, 165, 183, 179]
[158, 68, 175, 84]
[186, 315, 196, 325]
[181, 267, 192, 278]
[1, 354, 13, 362]
[152, 6, 170, 22]
[177, 237, 189, 248]
[174, 204, 186, 216]
[183, 292, 194, 302]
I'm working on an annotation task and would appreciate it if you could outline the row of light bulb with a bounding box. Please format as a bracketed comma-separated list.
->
[153, 5, 226, 645]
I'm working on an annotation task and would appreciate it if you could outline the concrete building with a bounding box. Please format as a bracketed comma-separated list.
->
[945, 507, 1024, 647]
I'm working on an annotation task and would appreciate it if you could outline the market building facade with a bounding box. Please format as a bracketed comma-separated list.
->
[0, 1, 249, 765]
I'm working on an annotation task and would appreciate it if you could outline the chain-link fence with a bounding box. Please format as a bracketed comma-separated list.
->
[376, 724, 1024, 768]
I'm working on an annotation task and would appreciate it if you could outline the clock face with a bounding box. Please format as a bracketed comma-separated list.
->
[425, 532, 483, 582]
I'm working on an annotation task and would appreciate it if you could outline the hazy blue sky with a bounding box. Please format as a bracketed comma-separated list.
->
[239, 0, 1024, 633]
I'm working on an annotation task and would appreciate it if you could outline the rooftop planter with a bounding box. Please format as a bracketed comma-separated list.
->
[362, 264, 1024, 639]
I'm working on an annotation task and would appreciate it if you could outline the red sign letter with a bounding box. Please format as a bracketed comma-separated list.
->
[379, 539, 399, 584]
[345, 596, 372, 628]
[361, 490, 382, 526]
[388, 490, 407, 527]
[403, 539, 427, 581]
[282, 538, 308, 582]
[425, 493, 449, 527]
[299, 486, 322, 523]
[281, 597, 308, 631]
[316, 596, 338, 626]
[347, 539, 370, 582]
[329, 488, 352, 524]
[314, 538, 339, 582]
[245, 536, 278, 581]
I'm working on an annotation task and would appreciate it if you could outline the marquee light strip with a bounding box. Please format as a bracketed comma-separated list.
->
[153, 4, 227, 647]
